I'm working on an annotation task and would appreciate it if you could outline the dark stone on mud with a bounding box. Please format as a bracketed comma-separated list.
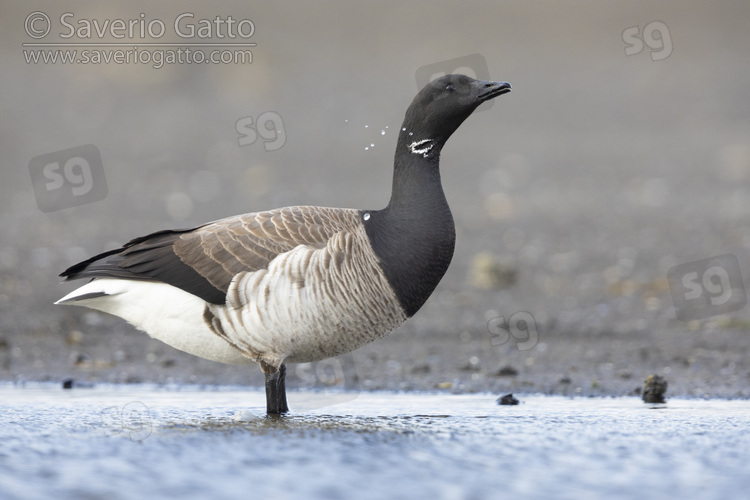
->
[495, 366, 519, 377]
[642, 374, 668, 403]
[497, 393, 519, 405]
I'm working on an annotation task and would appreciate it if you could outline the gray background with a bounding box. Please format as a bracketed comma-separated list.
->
[1, 1, 749, 398]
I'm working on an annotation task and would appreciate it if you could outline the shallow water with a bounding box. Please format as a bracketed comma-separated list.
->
[1, 384, 749, 500]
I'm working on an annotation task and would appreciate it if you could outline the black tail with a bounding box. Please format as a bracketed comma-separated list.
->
[58, 226, 226, 305]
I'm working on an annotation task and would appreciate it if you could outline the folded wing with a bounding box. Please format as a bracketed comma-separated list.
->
[60, 206, 361, 304]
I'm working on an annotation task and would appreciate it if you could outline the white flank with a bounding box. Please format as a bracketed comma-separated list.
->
[56, 279, 252, 365]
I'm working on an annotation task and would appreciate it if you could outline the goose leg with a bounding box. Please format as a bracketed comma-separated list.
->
[264, 363, 289, 415]
[277, 364, 289, 413]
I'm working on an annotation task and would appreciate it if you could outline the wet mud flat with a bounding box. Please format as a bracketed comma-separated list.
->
[1, 384, 749, 500]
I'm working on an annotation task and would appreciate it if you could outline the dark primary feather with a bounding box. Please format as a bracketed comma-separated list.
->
[60, 206, 361, 304]
[59, 226, 226, 303]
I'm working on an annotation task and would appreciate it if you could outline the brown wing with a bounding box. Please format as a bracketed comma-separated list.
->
[60, 206, 362, 304]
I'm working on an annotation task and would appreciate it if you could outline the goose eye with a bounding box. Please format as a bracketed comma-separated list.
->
[445, 83, 455, 92]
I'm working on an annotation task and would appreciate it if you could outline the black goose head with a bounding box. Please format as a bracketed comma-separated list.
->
[399, 74, 511, 156]
[368, 75, 511, 317]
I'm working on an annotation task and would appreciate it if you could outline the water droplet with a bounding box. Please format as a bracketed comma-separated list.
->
[344, 119, 349, 123]
[408, 132, 413, 136]
[402, 127, 406, 132]
[365, 147, 369, 151]
[365, 125, 369, 128]
[370, 143, 375, 148]
[380, 130, 386, 135]
[363, 212, 371, 221]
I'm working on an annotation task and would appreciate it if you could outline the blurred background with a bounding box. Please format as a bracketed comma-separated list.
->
[1, 1, 749, 398]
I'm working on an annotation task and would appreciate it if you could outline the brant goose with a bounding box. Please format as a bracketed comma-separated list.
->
[56, 75, 512, 414]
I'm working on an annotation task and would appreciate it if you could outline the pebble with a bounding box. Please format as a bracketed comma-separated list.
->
[497, 393, 520, 405]
[642, 374, 668, 403]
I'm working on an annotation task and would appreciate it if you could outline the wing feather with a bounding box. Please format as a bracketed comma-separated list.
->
[60, 206, 362, 304]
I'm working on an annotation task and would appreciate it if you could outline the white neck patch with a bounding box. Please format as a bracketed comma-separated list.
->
[408, 139, 434, 158]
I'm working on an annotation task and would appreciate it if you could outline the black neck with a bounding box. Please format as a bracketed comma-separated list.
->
[364, 136, 456, 317]
[388, 133, 443, 210]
